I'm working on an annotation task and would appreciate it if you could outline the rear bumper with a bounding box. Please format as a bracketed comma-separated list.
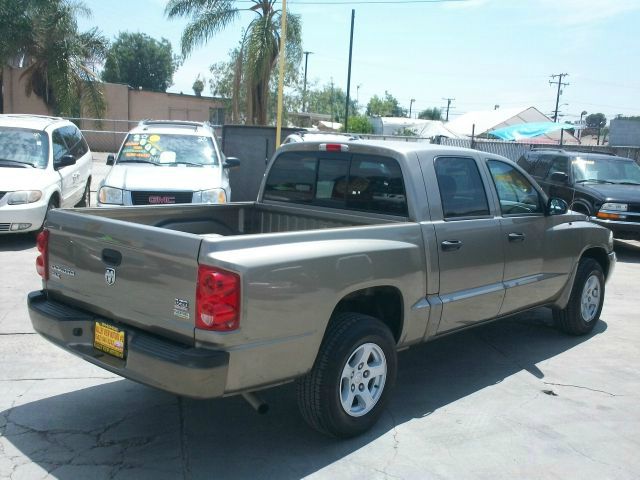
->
[591, 217, 640, 239]
[28, 291, 229, 399]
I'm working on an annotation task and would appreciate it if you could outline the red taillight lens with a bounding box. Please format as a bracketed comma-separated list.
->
[35, 229, 49, 280]
[196, 266, 241, 331]
[320, 143, 349, 152]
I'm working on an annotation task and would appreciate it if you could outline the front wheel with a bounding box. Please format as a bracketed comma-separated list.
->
[296, 313, 397, 438]
[553, 258, 605, 335]
[76, 179, 91, 207]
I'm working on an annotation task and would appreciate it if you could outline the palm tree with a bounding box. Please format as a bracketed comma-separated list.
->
[19, 1, 108, 117]
[166, 0, 302, 125]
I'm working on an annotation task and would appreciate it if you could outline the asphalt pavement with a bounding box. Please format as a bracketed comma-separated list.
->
[1, 155, 639, 479]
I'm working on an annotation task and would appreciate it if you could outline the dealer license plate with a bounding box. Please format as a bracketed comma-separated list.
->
[94, 322, 126, 359]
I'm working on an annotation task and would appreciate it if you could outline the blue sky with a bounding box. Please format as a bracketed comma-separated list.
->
[80, 0, 639, 122]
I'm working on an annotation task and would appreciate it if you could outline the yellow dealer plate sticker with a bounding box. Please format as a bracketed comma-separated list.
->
[94, 322, 126, 359]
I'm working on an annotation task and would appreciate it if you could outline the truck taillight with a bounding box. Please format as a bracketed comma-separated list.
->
[319, 143, 349, 152]
[35, 229, 49, 280]
[196, 265, 241, 331]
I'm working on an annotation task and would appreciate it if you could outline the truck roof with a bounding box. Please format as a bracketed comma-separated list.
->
[278, 138, 485, 158]
[129, 120, 214, 137]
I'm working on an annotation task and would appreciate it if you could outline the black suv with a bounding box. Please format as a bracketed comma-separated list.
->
[517, 149, 640, 239]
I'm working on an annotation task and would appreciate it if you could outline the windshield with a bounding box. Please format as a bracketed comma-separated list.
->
[572, 157, 640, 184]
[117, 133, 219, 166]
[0, 127, 49, 168]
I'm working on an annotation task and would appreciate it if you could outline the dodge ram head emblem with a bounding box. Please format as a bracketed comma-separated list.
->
[105, 268, 116, 286]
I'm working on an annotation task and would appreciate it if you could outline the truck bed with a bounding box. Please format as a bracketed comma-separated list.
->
[76, 202, 402, 237]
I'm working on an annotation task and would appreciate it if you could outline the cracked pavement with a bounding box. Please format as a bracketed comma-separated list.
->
[1, 160, 640, 478]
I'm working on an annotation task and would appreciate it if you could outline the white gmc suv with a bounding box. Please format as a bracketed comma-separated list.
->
[0, 114, 92, 234]
[98, 120, 239, 207]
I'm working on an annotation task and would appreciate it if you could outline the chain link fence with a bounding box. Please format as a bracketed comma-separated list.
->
[67, 118, 223, 153]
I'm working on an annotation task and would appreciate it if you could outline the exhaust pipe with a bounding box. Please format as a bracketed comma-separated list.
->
[242, 392, 269, 414]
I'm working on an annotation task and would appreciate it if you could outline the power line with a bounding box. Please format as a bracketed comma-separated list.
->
[288, 0, 468, 4]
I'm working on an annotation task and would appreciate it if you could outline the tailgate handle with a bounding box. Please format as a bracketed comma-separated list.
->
[102, 249, 122, 266]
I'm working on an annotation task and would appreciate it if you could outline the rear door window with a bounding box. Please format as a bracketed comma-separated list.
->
[434, 156, 490, 219]
[532, 155, 553, 179]
[264, 152, 408, 216]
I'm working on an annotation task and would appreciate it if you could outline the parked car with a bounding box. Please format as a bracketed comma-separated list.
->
[517, 148, 640, 239]
[29, 140, 615, 438]
[281, 130, 359, 145]
[0, 114, 92, 234]
[98, 120, 239, 207]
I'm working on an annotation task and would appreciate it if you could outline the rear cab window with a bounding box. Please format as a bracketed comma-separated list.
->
[434, 156, 490, 219]
[264, 151, 408, 216]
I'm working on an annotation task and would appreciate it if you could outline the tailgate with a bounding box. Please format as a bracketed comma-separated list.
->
[44, 209, 202, 344]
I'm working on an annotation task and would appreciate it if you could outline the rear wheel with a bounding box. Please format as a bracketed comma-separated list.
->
[297, 313, 397, 438]
[553, 258, 604, 335]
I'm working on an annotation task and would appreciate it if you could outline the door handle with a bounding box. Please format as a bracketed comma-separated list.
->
[441, 240, 463, 251]
[508, 232, 526, 242]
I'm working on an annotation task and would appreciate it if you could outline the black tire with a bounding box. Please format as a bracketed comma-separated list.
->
[76, 180, 90, 207]
[35, 197, 58, 237]
[296, 313, 397, 438]
[553, 258, 605, 335]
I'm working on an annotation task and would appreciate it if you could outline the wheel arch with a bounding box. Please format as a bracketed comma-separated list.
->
[581, 246, 611, 279]
[554, 246, 611, 310]
[570, 199, 592, 216]
[329, 286, 404, 344]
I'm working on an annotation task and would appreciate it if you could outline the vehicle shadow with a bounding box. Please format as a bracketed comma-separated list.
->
[0, 233, 35, 251]
[1, 310, 607, 479]
[615, 241, 640, 264]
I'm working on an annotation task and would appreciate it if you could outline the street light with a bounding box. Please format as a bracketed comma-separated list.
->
[409, 99, 415, 118]
[579, 110, 588, 141]
[302, 51, 313, 113]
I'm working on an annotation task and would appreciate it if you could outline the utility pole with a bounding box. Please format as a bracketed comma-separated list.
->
[409, 99, 415, 118]
[344, 9, 355, 133]
[330, 77, 334, 124]
[549, 73, 569, 123]
[443, 97, 455, 121]
[302, 51, 313, 113]
[275, 0, 287, 146]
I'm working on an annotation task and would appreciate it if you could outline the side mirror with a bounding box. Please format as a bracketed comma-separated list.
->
[223, 157, 240, 169]
[55, 154, 76, 170]
[547, 197, 568, 216]
[106, 154, 115, 166]
[549, 171, 569, 184]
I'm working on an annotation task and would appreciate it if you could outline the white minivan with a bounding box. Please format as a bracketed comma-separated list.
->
[0, 115, 92, 234]
[98, 120, 239, 207]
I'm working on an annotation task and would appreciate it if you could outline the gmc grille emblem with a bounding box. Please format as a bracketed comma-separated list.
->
[148, 195, 176, 204]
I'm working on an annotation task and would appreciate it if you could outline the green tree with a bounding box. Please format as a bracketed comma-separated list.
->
[166, 0, 303, 125]
[366, 91, 405, 117]
[306, 83, 357, 123]
[0, 0, 37, 112]
[345, 115, 373, 134]
[1, 0, 107, 117]
[418, 107, 442, 120]
[585, 113, 607, 129]
[102, 32, 179, 92]
[192, 75, 204, 96]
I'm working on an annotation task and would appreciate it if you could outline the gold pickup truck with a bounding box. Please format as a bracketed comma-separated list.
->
[28, 140, 615, 438]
